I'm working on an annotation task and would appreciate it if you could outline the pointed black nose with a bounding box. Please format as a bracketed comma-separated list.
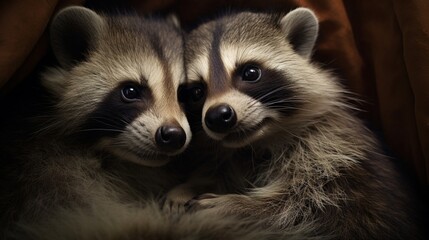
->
[205, 104, 237, 133]
[155, 125, 186, 152]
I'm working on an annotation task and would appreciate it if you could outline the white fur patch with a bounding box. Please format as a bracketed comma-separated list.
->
[220, 43, 298, 74]
[187, 54, 210, 82]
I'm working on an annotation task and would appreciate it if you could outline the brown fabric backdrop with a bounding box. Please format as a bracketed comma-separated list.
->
[0, 0, 428, 189]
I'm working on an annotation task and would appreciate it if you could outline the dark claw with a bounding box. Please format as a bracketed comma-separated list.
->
[184, 199, 196, 211]
[159, 196, 167, 210]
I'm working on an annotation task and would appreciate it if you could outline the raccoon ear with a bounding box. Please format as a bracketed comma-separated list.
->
[279, 8, 319, 59]
[50, 6, 105, 68]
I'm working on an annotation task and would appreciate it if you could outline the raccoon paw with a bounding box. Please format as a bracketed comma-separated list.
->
[185, 193, 255, 217]
[162, 198, 186, 217]
[162, 187, 197, 216]
[184, 193, 221, 212]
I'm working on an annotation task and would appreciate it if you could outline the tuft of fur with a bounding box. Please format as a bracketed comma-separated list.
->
[175, 8, 425, 239]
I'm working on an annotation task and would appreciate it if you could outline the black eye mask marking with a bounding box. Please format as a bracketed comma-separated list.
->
[179, 81, 207, 133]
[77, 81, 153, 143]
[208, 23, 229, 95]
[233, 64, 301, 117]
[178, 82, 206, 108]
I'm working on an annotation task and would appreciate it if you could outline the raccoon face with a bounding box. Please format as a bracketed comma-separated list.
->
[186, 8, 342, 148]
[43, 7, 191, 167]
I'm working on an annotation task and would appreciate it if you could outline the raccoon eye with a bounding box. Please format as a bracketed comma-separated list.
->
[189, 85, 205, 102]
[121, 85, 141, 102]
[177, 83, 205, 105]
[241, 65, 261, 82]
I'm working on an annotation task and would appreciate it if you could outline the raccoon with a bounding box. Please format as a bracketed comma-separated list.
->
[0, 5, 192, 237]
[179, 8, 425, 239]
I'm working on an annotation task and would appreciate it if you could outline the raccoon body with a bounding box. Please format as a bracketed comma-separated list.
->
[0, 6, 192, 237]
[181, 8, 424, 239]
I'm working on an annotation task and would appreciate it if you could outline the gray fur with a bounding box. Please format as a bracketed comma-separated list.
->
[178, 8, 424, 239]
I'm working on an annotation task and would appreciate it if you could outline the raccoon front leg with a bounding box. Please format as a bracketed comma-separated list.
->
[163, 175, 219, 215]
[185, 192, 277, 220]
[163, 183, 199, 215]
[163, 159, 223, 214]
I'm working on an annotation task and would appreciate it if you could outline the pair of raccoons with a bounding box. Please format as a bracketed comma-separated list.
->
[0, 5, 425, 240]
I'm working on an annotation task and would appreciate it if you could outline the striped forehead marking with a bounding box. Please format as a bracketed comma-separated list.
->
[208, 23, 229, 95]
[148, 31, 175, 101]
